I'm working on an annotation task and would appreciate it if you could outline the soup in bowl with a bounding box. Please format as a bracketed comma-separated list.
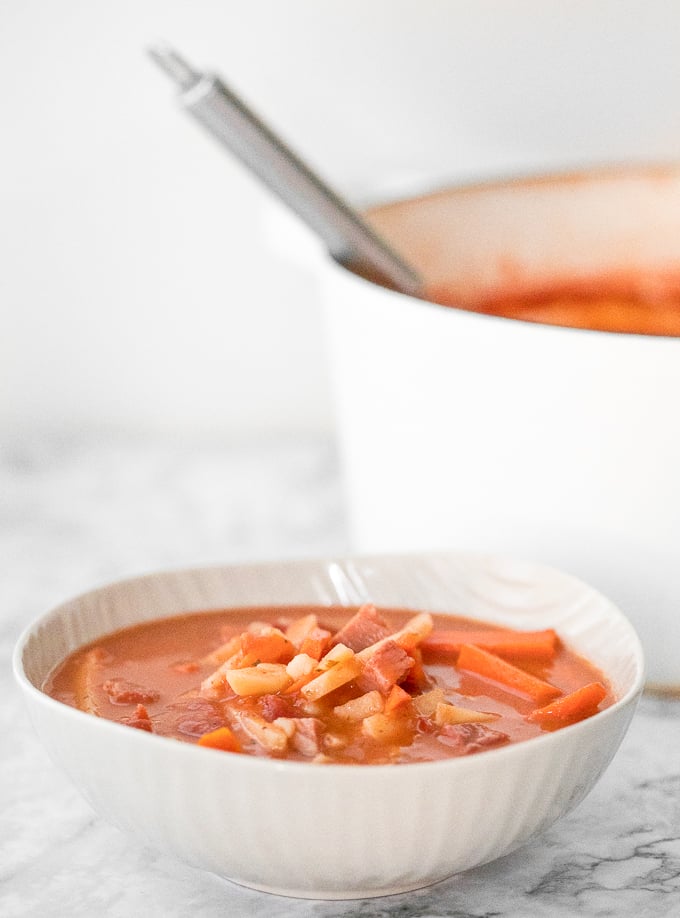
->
[15, 553, 643, 898]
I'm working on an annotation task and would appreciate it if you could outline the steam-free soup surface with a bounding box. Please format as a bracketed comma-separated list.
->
[45, 605, 613, 765]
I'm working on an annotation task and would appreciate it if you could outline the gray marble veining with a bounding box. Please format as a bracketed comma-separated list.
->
[2, 433, 679, 917]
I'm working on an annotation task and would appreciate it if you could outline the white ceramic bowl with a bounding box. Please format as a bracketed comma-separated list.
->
[14, 552, 643, 900]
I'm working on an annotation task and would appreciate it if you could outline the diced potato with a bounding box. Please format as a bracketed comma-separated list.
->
[411, 687, 446, 716]
[318, 642, 355, 670]
[233, 711, 289, 753]
[301, 656, 362, 701]
[434, 702, 499, 726]
[225, 663, 292, 696]
[361, 713, 407, 743]
[299, 698, 325, 717]
[272, 717, 297, 739]
[286, 653, 317, 680]
[323, 733, 348, 750]
[334, 690, 384, 721]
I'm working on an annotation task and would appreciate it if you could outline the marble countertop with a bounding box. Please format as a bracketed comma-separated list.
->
[3, 433, 679, 918]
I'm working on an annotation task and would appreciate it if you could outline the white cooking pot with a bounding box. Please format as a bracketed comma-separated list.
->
[310, 166, 680, 691]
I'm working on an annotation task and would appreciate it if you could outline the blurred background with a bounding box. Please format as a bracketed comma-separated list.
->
[4, 8, 680, 909]
[3, 0, 680, 439]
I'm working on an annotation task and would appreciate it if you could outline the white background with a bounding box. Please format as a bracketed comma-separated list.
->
[2, 1, 680, 438]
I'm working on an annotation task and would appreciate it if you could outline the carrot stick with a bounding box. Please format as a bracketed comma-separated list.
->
[197, 726, 242, 753]
[422, 628, 558, 661]
[457, 643, 561, 704]
[527, 682, 607, 727]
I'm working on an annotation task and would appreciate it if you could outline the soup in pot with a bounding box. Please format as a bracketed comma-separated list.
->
[427, 272, 680, 336]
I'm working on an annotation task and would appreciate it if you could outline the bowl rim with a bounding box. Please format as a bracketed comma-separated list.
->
[13, 551, 646, 777]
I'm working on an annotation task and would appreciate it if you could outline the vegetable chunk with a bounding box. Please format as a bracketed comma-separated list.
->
[434, 702, 499, 726]
[422, 628, 558, 661]
[457, 644, 561, 704]
[527, 682, 607, 727]
[198, 726, 241, 752]
[301, 656, 363, 701]
[226, 663, 292, 697]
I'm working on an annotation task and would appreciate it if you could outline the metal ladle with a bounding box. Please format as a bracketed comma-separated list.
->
[148, 44, 422, 297]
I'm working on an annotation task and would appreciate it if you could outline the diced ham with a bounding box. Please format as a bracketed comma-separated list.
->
[275, 717, 325, 757]
[437, 722, 510, 755]
[123, 703, 153, 732]
[399, 648, 432, 692]
[260, 693, 296, 722]
[102, 679, 160, 705]
[330, 603, 391, 652]
[357, 640, 414, 693]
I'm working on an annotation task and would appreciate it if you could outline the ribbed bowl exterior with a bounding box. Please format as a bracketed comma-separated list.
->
[14, 552, 644, 899]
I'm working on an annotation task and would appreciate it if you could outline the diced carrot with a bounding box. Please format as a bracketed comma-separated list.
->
[457, 643, 561, 704]
[197, 726, 242, 753]
[239, 629, 296, 666]
[299, 627, 332, 661]
[384, 684, 411, 714]
[527, 682, 607, 727]
[422, 628, 558, 661]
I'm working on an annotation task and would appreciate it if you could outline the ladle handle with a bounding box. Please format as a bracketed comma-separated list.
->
[149, 45, 422, 296]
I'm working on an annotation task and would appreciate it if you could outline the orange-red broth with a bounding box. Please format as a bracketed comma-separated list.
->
[44, 606, 614, 765]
